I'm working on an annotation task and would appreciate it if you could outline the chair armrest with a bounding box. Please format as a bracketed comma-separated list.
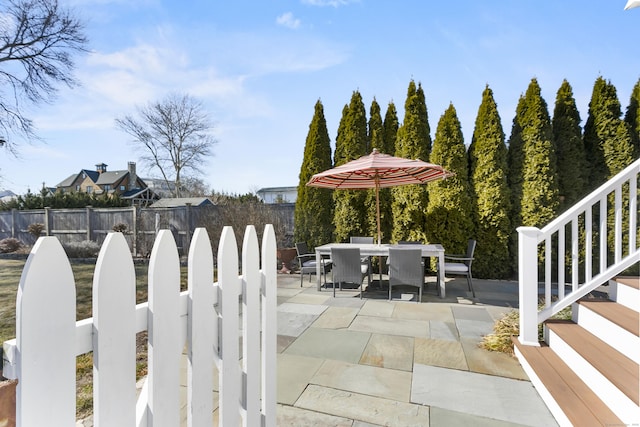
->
[444, 255, 474, 261]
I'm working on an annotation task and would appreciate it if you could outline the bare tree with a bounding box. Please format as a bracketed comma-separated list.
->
[0, 0, 87, 152]
[116, 93, 217, 198]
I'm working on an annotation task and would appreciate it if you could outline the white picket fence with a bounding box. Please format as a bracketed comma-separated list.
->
[2, 225, 277, 427]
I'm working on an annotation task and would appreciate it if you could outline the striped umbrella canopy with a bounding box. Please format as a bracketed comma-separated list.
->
[307, 149, 454, 244]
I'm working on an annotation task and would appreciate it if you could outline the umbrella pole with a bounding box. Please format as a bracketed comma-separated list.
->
[375, 178, 381, 245]
[375, 178, 383, 287]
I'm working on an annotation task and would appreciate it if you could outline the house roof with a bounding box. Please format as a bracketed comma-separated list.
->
[95, 170, 129, 186]
[150, 197, 213, 208]
[57, 169, 100, 187]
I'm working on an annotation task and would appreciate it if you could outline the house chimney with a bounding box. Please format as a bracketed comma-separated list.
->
[128, 162, 137, 190]
[96, 163, 108, 174]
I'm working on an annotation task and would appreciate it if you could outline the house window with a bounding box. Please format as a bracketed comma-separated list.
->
[120, 185, 126, 191]
[104, 185, 111, 191]
[75, 185, 80, 191]
[86, 186, 93, 194]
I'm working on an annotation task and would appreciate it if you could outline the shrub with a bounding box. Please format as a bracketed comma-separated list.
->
[62, 240, 101, 258]
[27, 223, 45, 238]
[112, 223, 128, 233]
[0, 238, 23, 253]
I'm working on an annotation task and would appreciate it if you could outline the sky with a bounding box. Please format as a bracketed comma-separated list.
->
[0, 0, 638, 196]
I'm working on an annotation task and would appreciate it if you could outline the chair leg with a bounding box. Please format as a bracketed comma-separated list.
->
[300, 272, 303, 287]
[467, 274, 475, 298]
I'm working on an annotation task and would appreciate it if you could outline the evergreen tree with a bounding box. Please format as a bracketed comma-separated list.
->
[584, 77, 622, 190]
[333, 91, 369, 242]
[365, 98, 393, 242]
[468, 86, 512, 279]
[293, 100, 334, 248]
[507, 95, 525, 232]
[382, 101, 399, 155]
[624, 78, 640, 159]
[391, 80, 432, 243]
[427, 103, 474, 256]
[516, 78, 559, 229]
[552, 80, 587, 211]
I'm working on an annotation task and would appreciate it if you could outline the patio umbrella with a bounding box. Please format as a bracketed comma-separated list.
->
[306, 148, 454, 245]
[625, 0, 640, 9]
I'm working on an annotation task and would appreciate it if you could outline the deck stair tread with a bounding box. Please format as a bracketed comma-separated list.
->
[546, 319, 639, 405]
[615, 276, 640, 290]
[577, 299, 639, 336]
[513, 338, 623, 427]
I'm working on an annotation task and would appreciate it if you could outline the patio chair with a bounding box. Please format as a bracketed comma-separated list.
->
[388, 247, 424, 303]
[350, 236, 373, 281]
[295, 242, 331, 287]
[441, 239, 476, 297]
[330, 247, 369, 298]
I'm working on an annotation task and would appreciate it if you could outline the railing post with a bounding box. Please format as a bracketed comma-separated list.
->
[518, 226, 541, 346]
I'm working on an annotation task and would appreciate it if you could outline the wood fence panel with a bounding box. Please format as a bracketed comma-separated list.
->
[242, 226, 261, 426]
[218, 226, 241, 427]
[186, 228, 215, 427]
[147, 230, 181, 427]
[261, 224, 277, 427]
[16, 237, 76, 426]
[93, 232, 137, 426]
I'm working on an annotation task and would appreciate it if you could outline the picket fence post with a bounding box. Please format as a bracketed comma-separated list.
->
[93, 232, 137, 426]
[10, 224, 277, 427]
[16, 237, 76, 426]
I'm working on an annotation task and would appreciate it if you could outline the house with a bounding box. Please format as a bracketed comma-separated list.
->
[149, 197, 213, 208]
[256, 186, 297, 204]
[0, 189, 17, 203]
[56, 162, 159, 206]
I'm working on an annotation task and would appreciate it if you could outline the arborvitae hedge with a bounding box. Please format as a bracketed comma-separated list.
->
[552, 79, 587, 212]
[517, 78, 559, 229]
[293, 100, 334, 248]
[427, 103, 473, 256]
[468, 86, 512, 279]
[365, 98, 393, 243]
[332, 91, 369, 242]
[392, 81, 431, 243]
[625, 79, 640, 158]
[0, 189, 129, 210]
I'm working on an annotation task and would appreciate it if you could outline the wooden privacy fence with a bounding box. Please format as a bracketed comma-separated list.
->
[2, 225, 277, 427]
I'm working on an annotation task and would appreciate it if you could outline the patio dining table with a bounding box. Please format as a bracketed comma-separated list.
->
[314, 243, 447, 298]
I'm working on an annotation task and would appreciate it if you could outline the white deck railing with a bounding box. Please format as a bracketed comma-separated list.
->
[2, 225, 277, 427]
[518, 158, 639, 345]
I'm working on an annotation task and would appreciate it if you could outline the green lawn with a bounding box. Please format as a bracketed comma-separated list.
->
[0, 258, 181, 344]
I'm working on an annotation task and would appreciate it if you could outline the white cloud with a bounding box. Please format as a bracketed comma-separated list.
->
[276, 12, 301, 29]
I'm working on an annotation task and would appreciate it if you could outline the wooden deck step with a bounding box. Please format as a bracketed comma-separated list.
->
[513, 338, 623, 427]
[615, 276, 640, 290]
[547, 319, 639, 405]
[577, 299, 640, 336]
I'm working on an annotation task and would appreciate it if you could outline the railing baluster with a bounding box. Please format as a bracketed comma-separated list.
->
[571, 217, 579, 292]
[630, 175, 637, 253]
[615, 185, 622, 263]
[586, 206, 592, 281]
[545, 237, 551, 307]
[600, 195, 608, 273]
[558, 227, 565, 300]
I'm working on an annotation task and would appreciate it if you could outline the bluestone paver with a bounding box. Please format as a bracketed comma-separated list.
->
[358, 300, 395, 317]
[414, 337, 468, 371]
[276, 404, 353, 427]
[411, 364, 558, 427]
[459, 337, 528, 380]
[349, 314, 429, 338]
[311, 359, 412, 402]
[312, 306, 359, 329]
[277, 353, 324, 405]
[429, 320, 459, 341]
[359, 333, 414, 371]
[283, 327, 371, 364]
[429, 406, 532, 427]
[296, 384, 430, 426]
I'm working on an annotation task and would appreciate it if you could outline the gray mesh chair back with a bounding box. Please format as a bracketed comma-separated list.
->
[388, 247, 424, 302]
[330, 247, 368, 298]
[350, 236, 374, 244]
[443, 239, 476, 297]
[295, 242, 331, 287]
